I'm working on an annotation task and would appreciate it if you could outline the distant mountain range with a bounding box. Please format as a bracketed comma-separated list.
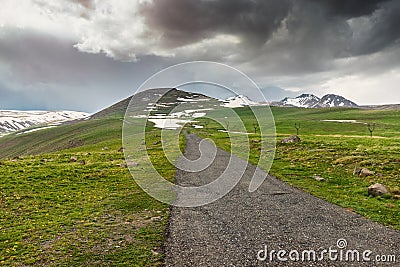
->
[220, 93, 359, 108]
[277, 93, 358, 108]
[0, 110, 89, 135]
[0, 89, 390, 135]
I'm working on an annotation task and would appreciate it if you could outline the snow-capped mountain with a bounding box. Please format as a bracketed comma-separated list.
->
[97, 89, 264, 130]
[0, 110, 89, 134]
[222, 95, 258, 108]
[281, 94, 321, 108]
[279, 94, 358, 108]
[319, 94, 358, 108]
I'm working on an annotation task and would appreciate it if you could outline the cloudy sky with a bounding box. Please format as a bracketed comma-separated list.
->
[0, 0, 399, 112]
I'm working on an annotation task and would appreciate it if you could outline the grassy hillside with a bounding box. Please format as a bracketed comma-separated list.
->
[0, 118, 124, 159]
[0, 115, 176, 266]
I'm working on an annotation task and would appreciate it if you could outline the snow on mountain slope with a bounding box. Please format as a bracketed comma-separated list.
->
[280, 94, 358, 108]
[319, 94, 358, 108]
[281, 94, 321, 108]
[222, 95, 257, 108]
[0, 110, 89, 134]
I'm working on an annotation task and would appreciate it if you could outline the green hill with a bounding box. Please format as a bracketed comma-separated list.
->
[0, 118, 123, 159]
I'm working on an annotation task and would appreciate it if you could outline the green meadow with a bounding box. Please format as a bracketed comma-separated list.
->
[195, 106, 400, 229]
[1, 106, 399, 265]
[0, 117, 172, 266]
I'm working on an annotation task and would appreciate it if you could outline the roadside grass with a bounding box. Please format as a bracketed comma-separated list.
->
[271, 136, 400, 229]
[0, 118, 178, 266]
[193, 106, 400, 230]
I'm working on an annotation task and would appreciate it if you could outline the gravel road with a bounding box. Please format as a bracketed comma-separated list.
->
[164, 134, 400, 266]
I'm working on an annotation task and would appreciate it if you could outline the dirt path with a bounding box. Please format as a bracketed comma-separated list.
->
[164, 134, 400, 266]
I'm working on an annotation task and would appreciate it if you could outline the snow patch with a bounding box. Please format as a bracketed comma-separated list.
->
[322, 120, 366, 124]
[177, 97, 210, 102]
[222, 95, 257, 108]
[218, 130, 254, 135]
[148, 119, 191, 129]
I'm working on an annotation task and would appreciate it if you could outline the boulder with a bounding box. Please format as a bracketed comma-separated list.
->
[359, 168, 375, 177]
[281, 135, 301, 144]
[368, 183, 388, 197]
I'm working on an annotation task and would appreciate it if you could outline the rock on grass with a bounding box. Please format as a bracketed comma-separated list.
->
[354, 166, 375, 177]
[281, 135, 301, 144]
[368, 183, 388, 197]
[360, 168, 375, 177]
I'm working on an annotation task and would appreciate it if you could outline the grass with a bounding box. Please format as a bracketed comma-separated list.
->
[1, 105, 400, 265]
[0, 118, 124, 159]
[271, 136, 400, 227]
[0, 117, 179, 266]
[193, 106, 400, 230]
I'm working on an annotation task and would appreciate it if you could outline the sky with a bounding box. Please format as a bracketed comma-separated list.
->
[0, 0, 399, 112]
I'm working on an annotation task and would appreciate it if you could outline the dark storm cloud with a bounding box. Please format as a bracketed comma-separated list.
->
[139, 0, 399, 65]
[139, 0, 292, 48]
[308, 0, 400, 56]
[349, 0, 400, 55]
[309, 0, 386, 18]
